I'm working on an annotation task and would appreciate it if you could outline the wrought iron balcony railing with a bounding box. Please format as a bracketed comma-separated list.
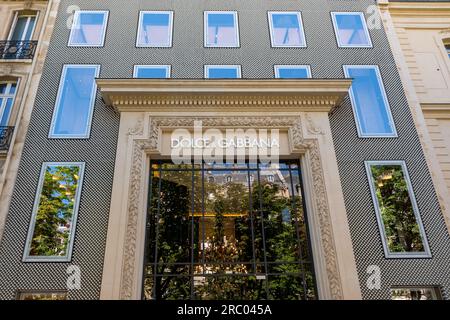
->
[0, 40, 38, 60]
[0, 126, 14, 151]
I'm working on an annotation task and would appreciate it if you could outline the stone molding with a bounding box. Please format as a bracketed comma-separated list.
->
[118, 115, 344, 300]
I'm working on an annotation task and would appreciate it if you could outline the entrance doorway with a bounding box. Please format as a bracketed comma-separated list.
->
[142, 160, 317, 300]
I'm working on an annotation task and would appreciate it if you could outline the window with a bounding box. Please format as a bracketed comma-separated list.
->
[9, 12, 37, 41]
[0, 82, 17, 127]
[365, 161, 431, 258]
[204, 11, 239, 47]
[49, 65, 100, 138]
[23, 162, 85, 262]
[68, 11, 109, 47]
[391, 287, 442, 300]
[331, 12, 372, 48]
[137, 11, 173, 47]
[133, 65, 171, 78]
[143, 160, 317, 300]
[204, 65, 241, 78]
[344, 65, 396, 137]
[274, 65, 311, 78]
[445, 44, 450, 58]
[268, 12, 306, 48]
[226, 176, 232, 183]
[18, 291, 67, 300]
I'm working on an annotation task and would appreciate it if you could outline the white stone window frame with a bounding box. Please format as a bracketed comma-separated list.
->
[274, 65, 312, 78]
[23, 162, 86, 262]
[136, 11, 174, 48]
[268, 11, 307, 48]
[204, 65, 242, 78]
[343, 65, 397, 138]
[48, 64, 100, 139]
[365, 160, 431, 259]
[204, 11, 240, 48]
[68, 10, 109, 47]
[331, 12, 373, 48]
[133, 65, 171, 78]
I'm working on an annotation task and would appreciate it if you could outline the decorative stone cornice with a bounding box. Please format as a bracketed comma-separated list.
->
[118, 115, 344, 300]
[96, 79, 352, 113]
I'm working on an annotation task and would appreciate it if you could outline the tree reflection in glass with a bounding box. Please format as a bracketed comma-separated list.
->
[368, 163, 427, 254]
[143, 161, 316, 300]
[26, 164, 83, 258]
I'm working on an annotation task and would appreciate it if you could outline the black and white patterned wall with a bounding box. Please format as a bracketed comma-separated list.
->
[0, 0, 448, 299]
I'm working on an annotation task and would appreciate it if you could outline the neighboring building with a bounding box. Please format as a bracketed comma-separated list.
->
[0, 0, 61, 242]
[0, 0, 449, 300]
[378, 0, 450, 235]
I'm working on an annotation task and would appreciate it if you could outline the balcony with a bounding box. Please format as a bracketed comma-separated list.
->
[0, 127, 14, 151]
[0, 41, 38, 60]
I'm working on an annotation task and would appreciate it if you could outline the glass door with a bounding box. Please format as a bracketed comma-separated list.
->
[142, 160, 317, 300]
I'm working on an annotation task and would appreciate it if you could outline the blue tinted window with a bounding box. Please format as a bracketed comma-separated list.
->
[134, 66, 169, 78]
[332, 13, 371, 47]
[269, 12, 305, 47]
[206, 66, 240, 79]
[137, 11, 173, 47]
[0, 83, 17, 126]
[50, 65, 99, 138]
[345, 66, 396, 136]
[205, 12, 239, 47]
[276, 66, 310, 78]
[69, 11, 108, 46]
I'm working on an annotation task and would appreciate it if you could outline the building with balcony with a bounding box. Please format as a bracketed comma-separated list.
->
[0, 0, 60, 243]
[0, 0, 449, 300]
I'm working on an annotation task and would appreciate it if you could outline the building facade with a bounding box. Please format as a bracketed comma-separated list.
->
[0, 0, 60, 243]
[0, 0, 449, 300]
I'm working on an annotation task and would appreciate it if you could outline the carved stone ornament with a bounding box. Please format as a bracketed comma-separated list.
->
[119, 116, 343, 300]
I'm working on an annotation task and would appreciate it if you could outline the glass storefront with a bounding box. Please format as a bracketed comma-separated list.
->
[142, 160, 317, 300]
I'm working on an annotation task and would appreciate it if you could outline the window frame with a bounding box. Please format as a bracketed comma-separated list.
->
[343, 65, 397, 138]
[8, 11, 38, 41]
[136, 10, 174, 48]
[49, 64, 100, 139]
[390, 286, 442, 300]
[0, 81, 19, 127]
[268, 11, 307, 48]
[133, 65, 171, 78]
[331, 12, 373, 48]
[365, 160, 431, 259]
[204, 65, 242, 79]
[68, 10, 109, 47]
[23, 162, 86, 262]
[274, 65, 312, 78]
[204, 11, 240, 48]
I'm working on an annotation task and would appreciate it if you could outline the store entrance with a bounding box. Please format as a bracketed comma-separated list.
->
[142, 160, 317, 300]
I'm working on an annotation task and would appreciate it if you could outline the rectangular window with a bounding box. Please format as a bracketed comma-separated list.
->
[268, 12, 306, 48]
[331, 12, 372, 48]
[9, 13, 37, 41]
[204, 11, 239, 47]
[204, 65, 241, 78]
[49, 65, 100, 138]
[274, 65, 311, 78]
[133, 65, 171, 78]
[365, 161, 431, 258]
[344, 65, 396, 137]
[137, 11, 173, 47]
[445, 44, 450, 58]
[68, 11, 109, 47]
[0, 82, 18, 127]
[23, 162, 85, 262]
[18, 291, 68, 300]
[391, 287, 441, 300]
